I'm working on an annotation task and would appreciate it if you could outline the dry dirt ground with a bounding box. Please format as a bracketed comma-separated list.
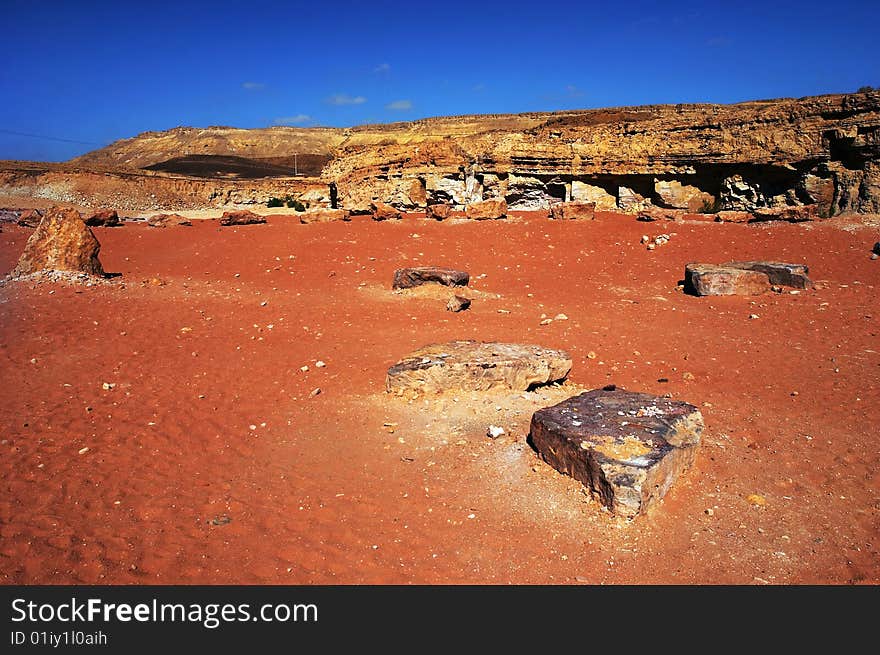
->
[0, 209, 878, 584]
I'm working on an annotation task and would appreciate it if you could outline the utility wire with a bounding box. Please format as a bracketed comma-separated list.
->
[0, 128, 101, 146]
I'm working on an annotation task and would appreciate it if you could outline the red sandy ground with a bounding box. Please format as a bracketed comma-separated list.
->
[0, 210, 878, 584]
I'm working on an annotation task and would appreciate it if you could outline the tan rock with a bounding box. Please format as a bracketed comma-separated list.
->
[425, 203, 453, 220]
[654, 179, 715, 212]
[549, 201, 596, 220]
[12, 206, 105, 276]
[84, 209, 120, 227]
[386, 340, 572, 394]
[370, 201, 402, 221]
[685, 263, 769, 296]
[220, 210, 266, 226]
[464, 198, 507, 220]
[299, 208, 350, 224]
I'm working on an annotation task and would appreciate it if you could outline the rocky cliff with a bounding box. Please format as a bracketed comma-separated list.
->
[22, 92, 880, 214]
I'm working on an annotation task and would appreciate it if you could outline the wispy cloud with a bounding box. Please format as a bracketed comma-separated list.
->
[326, 93, 367, 105]
[242, 82, 265, 90]
[472, 83, 486, 92]
[566, 84, 584, 97]
[373, 63, 391, 74]
[386, 99, 412, 111]
[274, 114, 312, 125]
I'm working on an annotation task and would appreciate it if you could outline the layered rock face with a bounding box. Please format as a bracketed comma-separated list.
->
[6, 92, 878, 215]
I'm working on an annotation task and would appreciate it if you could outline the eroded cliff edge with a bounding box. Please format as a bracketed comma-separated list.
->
[6, 92, 879, 214]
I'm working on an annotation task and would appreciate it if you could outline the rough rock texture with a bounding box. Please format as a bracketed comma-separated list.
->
[722, 261, 813, 289]
[4, 92, 877, 215]
[529, 388, 703, 518]
[83, 209, 120, 227]
[446, 295, 471, 312]
[713, 210, 752, 223]
[685, 264, 770, 296]
[392, 267, 469, 290]
[16, 208, 42, 227]
[147, 213, 191, 227]
[425, 203, 453, 220]
[299, 208, 350, 224]
[654, 179, 715, 211]
[386, 341, 572, 394]
[465, 198, 507, 220]
[219, 210, 266, 226]
[549, 201, 596, 220]
[12, 206, 105, 276]
[751, 205, 820, 222]
[370, 201, 402, 221]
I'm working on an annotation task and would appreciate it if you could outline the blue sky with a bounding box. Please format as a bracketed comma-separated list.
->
[1, 0, 877, 161]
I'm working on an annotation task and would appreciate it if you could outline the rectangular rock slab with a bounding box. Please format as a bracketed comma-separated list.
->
[386, 340, 571, 394]
[392, 266, 469, 290]
[685, 263, 770, 296]
[723, 261, 812, 289]
[530, 388, 703, 518]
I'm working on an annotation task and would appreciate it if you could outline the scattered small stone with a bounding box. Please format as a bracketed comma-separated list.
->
[487, 425, 505, 439]
[315, 360, 326, 368]
[747, 494, 767, 507]
[209, 515, 232, 526]
[300, 365, 309, 372]
[78, 447, 90, 455]
[102, 382, 116, 390]
[682, 372, 695, 381]
[587, 351, 597, 359]
[309, 387, 322, 398]
[249, 424, 257, 430]
[554, 313, 568, 321]
[749, 314, 760, 320]
[393, 267, 469, 290]
[30, 358, 37, 364]
[540, 318, 553, 325]
[705, 508, 714, 516]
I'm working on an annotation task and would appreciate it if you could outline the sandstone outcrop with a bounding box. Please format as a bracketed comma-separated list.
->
[219, 210, 265, 226]
[386, 341, 572, 394]
[465, 198, 507, 220]
[12, 206, 105, 276]
[446, 295, 471, 312]
[84, 209, 120, 227]
[530, 388, 703, 518]
[549, 201, 596, 220]
[392, 267, 469, 290]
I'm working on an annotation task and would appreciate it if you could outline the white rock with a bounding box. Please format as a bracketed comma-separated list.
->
[487, 425, 505, 439]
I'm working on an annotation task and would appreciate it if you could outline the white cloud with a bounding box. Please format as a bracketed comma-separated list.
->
[326, 93, 367, 105]
[385, 99, 412, 111]
[566, 84, 584, 97]
[373, 63, 391, 74]
[274, 114, 312, 125]
[242, 82, 265, 90]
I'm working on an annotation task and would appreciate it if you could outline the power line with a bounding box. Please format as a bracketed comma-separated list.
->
[0, 128, 102, 146]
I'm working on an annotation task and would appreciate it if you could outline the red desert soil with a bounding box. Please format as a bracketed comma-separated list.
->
[0, 210, 878, 584]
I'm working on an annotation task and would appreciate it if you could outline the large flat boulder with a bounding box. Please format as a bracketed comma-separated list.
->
[392, 266, 469, 290]
[684, 263, 770, 296]
[300, 208, 350, 224]
[220, 210, 266, 226]
[723, 261, 812, 289]
[386, 340, 572, 394]
[549, 201, 596, 220]
[12, 206, 105, 277]
[530, 388, 703, 518]
[465, 198, 507, 220]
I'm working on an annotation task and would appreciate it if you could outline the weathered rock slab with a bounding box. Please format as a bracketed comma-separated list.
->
[84, 209, 120, 227]
[370, 201, 402, 221]
[392, 266, 469, 290]
[530, 388, 703, 518]
[300, 208, 350, 224]
[220, 210, 266, 226]
[465, 198, 507, 220]
[148, 213, 192, 227]
[549, 201, 596, 220]
[386, 341, 572, 394]
[723, 261, 812, 289]
[426, 203, 453, 220]
[684, 263, 770, 296]
[751, 205, 820, 222]
[12, 206, 105, 277]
